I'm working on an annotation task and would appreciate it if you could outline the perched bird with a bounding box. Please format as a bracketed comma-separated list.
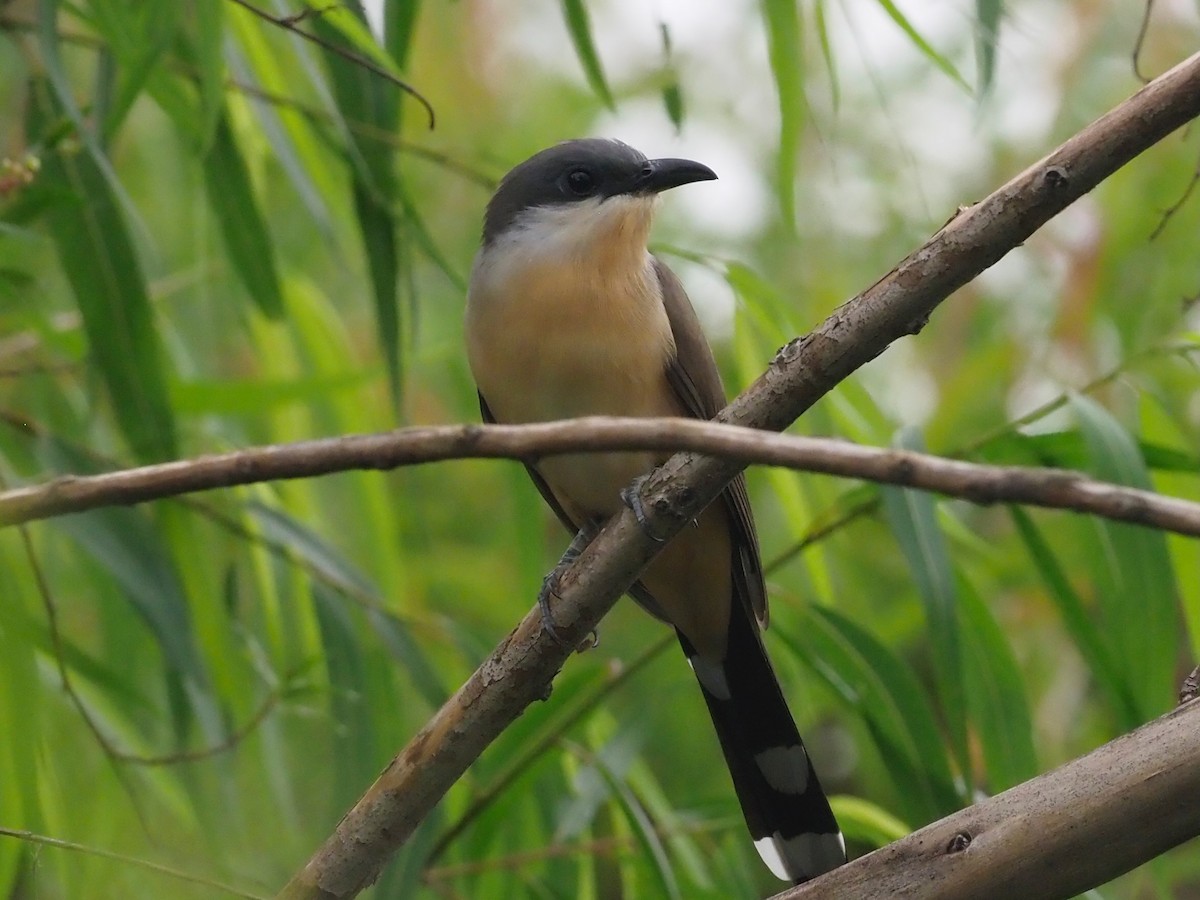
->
[464, 138, 845, 883]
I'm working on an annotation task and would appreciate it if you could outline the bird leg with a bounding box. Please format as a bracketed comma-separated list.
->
[538, 526, 599, 651]
[620, 474, 669, 542]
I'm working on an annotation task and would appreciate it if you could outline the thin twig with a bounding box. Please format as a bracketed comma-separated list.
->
[225, 0, 435, 129]
[1132, 0, 1156, 84]
[1149, 150, 1200, 240]
[0, 14, 488, 184]
[1, 417, 1196, 538]
[0, 827, 268, 900]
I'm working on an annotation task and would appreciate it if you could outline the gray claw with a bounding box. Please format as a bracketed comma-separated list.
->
[621, 475, 666, 543]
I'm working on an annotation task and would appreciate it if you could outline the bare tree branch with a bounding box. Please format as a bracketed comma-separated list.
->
[2, 416, 1199, 537]
[774, 699, 1200, 900]
[272, 51, 1200, 900]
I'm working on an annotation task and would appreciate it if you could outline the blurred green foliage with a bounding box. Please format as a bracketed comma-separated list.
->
[0, 1, 1198, 897]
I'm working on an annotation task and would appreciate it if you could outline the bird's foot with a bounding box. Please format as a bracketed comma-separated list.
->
[620, 474, 669, 542]
[538, 528, 599, 652]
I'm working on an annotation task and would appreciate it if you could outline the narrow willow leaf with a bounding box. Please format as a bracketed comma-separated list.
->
[395, 177, 467, 291]
[813, 0, 840, 110]
[977, 429, 1198, 472]
[28, 81, 177, 462]
[203, 111, 285, 318]
[957, 576, 1037, 791]
[658, 22, 684, 130]
[86, 0, 182, 135]
[583, 740, 680, 900]
[975, 0, 1002, 97]
[354, 183, 401, 391]
[561, 0, 616, 110]
[46, 507, 207, 689]
[36, 0, 143, 225]
[760, 0, 804, 229]
[250, 503, 447, 709]
[782, 606, 961, 823]
[1070, 394, 1179, 719]
[881, 429, 969, 778]
[623, 754, 715, 889]
[1010, 507, 1140, 729]
[829, 796, 910, 848]
[226, 13, 335, 231]
[0, 545, 42, 894]
[186, 0, 226, 142]
[384, 0, 422, 68]
[311, 11, 405, 398]
[875, 0, 970, 91]
[302, 0, 410, 81]
[312, 583, 378, 805]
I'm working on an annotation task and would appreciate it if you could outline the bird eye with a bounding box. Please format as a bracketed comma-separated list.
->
[564, 167, 596, 197]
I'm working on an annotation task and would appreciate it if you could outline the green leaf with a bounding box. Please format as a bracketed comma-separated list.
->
[0, 541, 43, 894]
[975, 0, 1002, 97]
[35, 443, 207, 689]
[27, 79, 177, 462]
[1069, 394, 1179, 719]
[301, 0, 410, 82]
[881, 429, 968, 778]
[250, 503, 447, 709]
[395, 177, 466, 291]
[202, 110, 285, 318]
[561, 0, 616, 110]
[782, 606, 961, 824]
[813, 0, 840, 110]
[384, 0, 422, 69]
[227, 8, 336, 231]
[658, 22, 685, 130]
[977, 429, 1198, 473]
[760, 0, 804, 229]
[354, 182, 401, 393]
[578, 738, 680, 900]
[957, 575, 1037, 791]
[830, 796, 910, 848]
[1010, 508, 1140, 729]
[85, 0, 182, 136]
[171, 372, 372, 417]
[875, 0, 970, 91]
[36, 0, 143, 222]
[311, 10, 405, 400]
[312, 583, 379, 805]
[185, 0, 226, 142]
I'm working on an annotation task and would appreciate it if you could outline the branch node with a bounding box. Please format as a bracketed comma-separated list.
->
[946, 831, 973, 854]
[1041, 165, 1071, 192]
[1179, 666, 1199, 705]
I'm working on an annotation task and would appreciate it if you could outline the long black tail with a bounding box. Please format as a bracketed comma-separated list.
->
[679, 606, 845, 884]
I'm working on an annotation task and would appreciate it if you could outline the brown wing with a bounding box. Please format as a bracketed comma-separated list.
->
[479, 393, 581, 535]
[653, 256, 770, 627]
[481, 390, 672, 622]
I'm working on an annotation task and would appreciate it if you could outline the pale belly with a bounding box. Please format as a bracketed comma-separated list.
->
[468, 300, 679, 521]
[465, 247, 737, 660]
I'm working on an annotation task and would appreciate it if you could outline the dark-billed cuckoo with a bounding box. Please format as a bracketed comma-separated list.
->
[465, 138, 845, 884]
